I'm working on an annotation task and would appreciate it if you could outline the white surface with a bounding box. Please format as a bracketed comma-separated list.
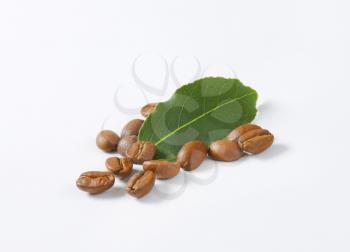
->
[0, 0, 349, 251]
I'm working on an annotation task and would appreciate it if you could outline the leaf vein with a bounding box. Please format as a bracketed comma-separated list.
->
[155, 91, 256, 145]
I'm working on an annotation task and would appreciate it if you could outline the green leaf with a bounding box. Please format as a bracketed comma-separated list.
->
[139, 77, 258, 161]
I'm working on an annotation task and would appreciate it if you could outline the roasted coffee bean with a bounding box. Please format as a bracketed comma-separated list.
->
[143, 160, 180, 179]
[117, 135, 138, 156]
[126, 170, 155, 198]
[209, 139, 243, 161]
[141, 103, 157, 118]
[126, 141, 156, 164]
[177, 140, 208, 171]
[238, 128, 274, 154]
[96, 130, 120, 152]
[227, 124, 261, 142]
[121, 119, 144, 137]
[105, 157, 133, 179]
[76, 171, 115, 194]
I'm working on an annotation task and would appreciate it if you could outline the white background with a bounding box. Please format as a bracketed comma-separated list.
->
[0, 0, 349, 251]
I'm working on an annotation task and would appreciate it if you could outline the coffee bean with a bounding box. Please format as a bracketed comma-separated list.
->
[238, 128, 274, 154]
[177, 140, 208, 171]
[117, 135, 138, 156]
[126, 170, 155, 198]
[227, 124, 261, 142]
[126, 141, 156, 164]
[143, 160, 180, 179]
[105, 157, 133, 179]
[141, 103, 157, 118]
[76, 171, 115, 194]
[121, 119, 144, 138]
[96, 130, 120, 152]
[209, 139, 243, 161]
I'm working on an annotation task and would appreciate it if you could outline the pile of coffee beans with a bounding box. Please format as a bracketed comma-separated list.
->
[76, 103, 274, 198]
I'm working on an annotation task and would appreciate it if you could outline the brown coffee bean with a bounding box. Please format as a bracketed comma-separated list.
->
[105, 157, 133, 179]
[177, 140, 208, 171]
[76, 171, 115, 194]
[227, 124, 261, 142]
[238, 129, 274, 154]
[121, 119, 144, 137]
[126, 141, 156, 164]
[209, 139, 243, 161]
[96, 130, 120, 152]
[143, 160, 180, 179]
[117, 135, 138, 156]
[141, 103, 157, 117]
[126, 170, 155, 198]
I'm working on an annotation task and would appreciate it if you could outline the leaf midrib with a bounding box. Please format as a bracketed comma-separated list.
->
[155, 91, 256, 145]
